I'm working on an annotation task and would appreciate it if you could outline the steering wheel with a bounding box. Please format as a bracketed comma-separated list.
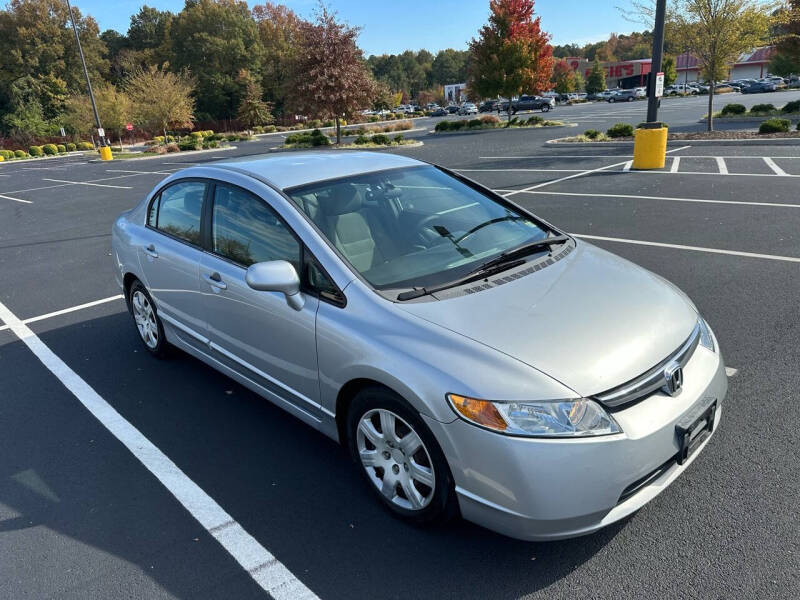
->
[413, 213, 451, 246]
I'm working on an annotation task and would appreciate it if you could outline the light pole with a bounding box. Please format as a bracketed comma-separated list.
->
[65, 0, 107, 149]
[646, 0, 667, 123]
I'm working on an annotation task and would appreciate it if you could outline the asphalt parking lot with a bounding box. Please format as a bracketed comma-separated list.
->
[2, 94, 800, 599]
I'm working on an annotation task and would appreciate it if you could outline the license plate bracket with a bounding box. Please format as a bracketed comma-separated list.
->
[675, 399, 717, 465]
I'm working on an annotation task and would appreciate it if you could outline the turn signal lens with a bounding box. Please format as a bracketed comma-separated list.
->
[448, 394, 507, 431]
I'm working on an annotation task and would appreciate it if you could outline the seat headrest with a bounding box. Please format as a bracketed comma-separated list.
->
[322, 183, 361, 215]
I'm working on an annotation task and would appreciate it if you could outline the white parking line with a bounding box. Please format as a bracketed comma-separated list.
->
[671, 156, 681, 173]
[504, 146, 690, 196]
[725, 367, 739, 377]
[105, 169, 173, 176]
[716, 157, 728, 175]
[457, 168, 589, 173]
[42, 178, 133, 189]
[494, 189, 800, 209]
[0, 300, 319, 600]
[0, 192, 32, 204]
[763, 157, 787, 176]
[0, 295, 124, 332]
[573, 233, 800, 263]
[623, 161, 632, 172]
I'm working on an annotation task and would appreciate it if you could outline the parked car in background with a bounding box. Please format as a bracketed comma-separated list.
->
[446, 104, 459, 114]
[741, 81, 776, 93]
[593, 90, 616, 100]
[512, 94, 555, 113]
[634, 87, 647, 98]
[458, 103, 478, 115]
[113, 151, 727, 541]
[608, 89, 637, 102]
[479, 100, 499, 112]
[763, 77, 787, 89]
[430, 107, 448, 117]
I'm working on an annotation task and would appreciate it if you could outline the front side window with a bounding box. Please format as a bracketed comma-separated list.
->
[152, 181, 206, 246]
[286, 166, 553, 290]
[211, 184, 300, 270]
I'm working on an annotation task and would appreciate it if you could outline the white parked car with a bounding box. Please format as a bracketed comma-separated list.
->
[457, 103, 478, 115]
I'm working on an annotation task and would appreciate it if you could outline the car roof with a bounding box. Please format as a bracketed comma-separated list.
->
[211, 151, 424, 190]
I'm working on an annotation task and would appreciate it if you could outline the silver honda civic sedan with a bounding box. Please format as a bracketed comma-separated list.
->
[112, 151, 726, 540]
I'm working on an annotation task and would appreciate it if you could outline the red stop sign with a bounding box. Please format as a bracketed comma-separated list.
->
[125, 123, 134, 131]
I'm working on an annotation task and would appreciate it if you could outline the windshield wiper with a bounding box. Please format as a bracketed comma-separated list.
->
[396, 235, 570, 302]
[473, 235, 570, 272]
[397, 259, 527, 301]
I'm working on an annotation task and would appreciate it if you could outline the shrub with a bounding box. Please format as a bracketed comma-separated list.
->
[66, 143, 76, 152]
[354, 134, 369, 145]
[0, 150, 13, 159]
[56, 144, 66, 153]
[434, 120, 451, 131]
[749, 103, 775, 114]
[42, 143, 58, 155]
[797, 122, 800, 131]
[226, 134, 238, 141]
[190, 131, 203, 139]
[781, 100, 800, 114]
[584, 129, 601, 139]
[468, 118, 483, 128]
[526, 115, 544, 125]
[394, 120, 413, 131]
[371, 134, 389, 145]
[145, 145, 167, 155]
[165, 143, 180, 153]
[720, 103, 746, 116]
[262, 125, 277, 133]
[178, 139, 200, 151]
[153, 135, 165, 143]
[203, 139, 220, 149]
[29, 145, 44, 156]
[77, 141, 94, 150]
[393, 134, 404, 143]
[15, 149, 27, 158]
[480, 114, 500, 124]
[759, 118, 790, 134]
[606, 123, 634, 138]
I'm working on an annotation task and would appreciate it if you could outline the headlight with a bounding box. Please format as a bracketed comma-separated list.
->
[698, 317, 716, 352]
[447, 394, 620, 437]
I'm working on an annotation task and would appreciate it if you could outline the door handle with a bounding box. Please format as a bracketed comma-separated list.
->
[203, 272, 227, 290]
[143, 243, 158, 258]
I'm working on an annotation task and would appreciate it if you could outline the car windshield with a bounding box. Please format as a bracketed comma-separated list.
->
[286, 166, 552, 291]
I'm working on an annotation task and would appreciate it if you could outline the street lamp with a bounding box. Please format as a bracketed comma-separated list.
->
[646, 0, 667, 123]
[65, 0, 109, 154]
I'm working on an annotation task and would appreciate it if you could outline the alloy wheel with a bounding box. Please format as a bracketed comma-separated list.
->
[132, 290, 159, 349]
[356, 408, 436, 510]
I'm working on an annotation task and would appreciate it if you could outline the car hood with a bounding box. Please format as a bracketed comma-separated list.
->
[398, 242, 698, 398]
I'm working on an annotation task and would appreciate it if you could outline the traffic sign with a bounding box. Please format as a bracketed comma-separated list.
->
[97, 127, 105, 138]
[654, 72, 665, 97]
[60, 127, 66, 137]
[125, 123, 134, 131]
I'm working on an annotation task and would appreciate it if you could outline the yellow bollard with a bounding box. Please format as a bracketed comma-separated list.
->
[0, 155, 4, 162]
[99, 146, 113, 161]
[632, 126, 668, 170]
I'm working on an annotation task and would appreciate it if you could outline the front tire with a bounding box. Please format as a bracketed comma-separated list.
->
[129, 280, 168, 358]
[542, 104, 551, 112]
[347, 386, 457, 525]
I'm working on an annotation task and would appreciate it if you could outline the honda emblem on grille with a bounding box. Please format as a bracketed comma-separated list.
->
[663, 361, 684, 396]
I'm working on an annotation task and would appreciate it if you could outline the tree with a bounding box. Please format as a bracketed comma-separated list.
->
[673, 0, 772, 131]
[96, 84, 133, 147]
[573, 69, 585, 91]
[284, 6, 376, 143]
[551, 60, 576, 93]
[237, 78, 273, 132]
[125, 66, 195, 139]
[468, 0, 555, 121]
[771, 0, 800, 76]
[431, 48, 470, 84]
[586, 59, 606, 94]
[169, 0, 263, 120]
[252, 2, 301, 117]
[662, 55, 678, 86]
[770, 50, 800, 76]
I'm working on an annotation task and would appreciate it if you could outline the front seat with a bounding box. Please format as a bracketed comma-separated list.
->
[321, 183, 386, 273]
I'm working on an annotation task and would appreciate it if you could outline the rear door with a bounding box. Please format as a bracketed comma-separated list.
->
[137, 179, 210, 351]
[198, 181, 323, 419]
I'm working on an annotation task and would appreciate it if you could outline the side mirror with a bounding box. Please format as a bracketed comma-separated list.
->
[245, 260, 304, 311]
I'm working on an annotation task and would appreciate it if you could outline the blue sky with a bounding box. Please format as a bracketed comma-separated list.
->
[86, 0, 634, 56]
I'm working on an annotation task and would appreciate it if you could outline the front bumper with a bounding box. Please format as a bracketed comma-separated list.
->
[425, 345, 727, 541]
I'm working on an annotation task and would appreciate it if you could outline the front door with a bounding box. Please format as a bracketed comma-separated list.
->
[199, 182, 321, 419]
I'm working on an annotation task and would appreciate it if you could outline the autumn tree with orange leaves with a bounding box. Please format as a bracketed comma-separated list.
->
[468, 0, 554, 121]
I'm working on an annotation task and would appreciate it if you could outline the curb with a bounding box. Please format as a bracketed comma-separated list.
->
[547, 137, 800, 147]
[269, 141, 424, 153]
[87, 145, 239, 162]
[0, 150, 89, 166]
[701, 116, 800, 124]
[431, 123, 578, 136]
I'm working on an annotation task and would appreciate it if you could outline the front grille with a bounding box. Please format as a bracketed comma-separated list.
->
[593, 321, 701, 409]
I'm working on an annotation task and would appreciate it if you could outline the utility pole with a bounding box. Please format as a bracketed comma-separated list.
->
[66, 0, 107, 148]
[646, 0, 667, 123]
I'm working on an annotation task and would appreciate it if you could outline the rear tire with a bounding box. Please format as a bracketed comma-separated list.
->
[609, 98, 615, 103]
[347, 386, 457, 525]
[542, 104, 551, 112]
[129, 280, 169, 358]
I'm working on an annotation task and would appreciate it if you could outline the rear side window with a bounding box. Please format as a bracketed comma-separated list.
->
[150, 181, 206, 246]
[211, 183, 301, 269]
